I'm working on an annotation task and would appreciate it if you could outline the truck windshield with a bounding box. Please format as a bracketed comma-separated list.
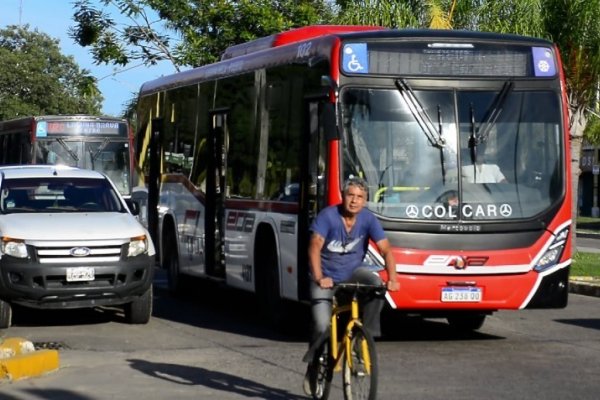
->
[0, 177, 125, 214]
[341, 86, 563, 221]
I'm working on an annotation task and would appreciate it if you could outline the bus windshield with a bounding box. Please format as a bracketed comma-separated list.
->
[36, 139, 131, 196]
[341, 86, 563, 221]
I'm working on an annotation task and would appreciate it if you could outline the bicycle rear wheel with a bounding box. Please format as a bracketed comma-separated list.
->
[342, 325, 378, 400]
[310, 339, 333, 400]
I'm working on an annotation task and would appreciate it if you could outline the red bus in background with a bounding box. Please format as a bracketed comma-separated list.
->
[0, 115, 135, 197]
[135, 26, 571, 331]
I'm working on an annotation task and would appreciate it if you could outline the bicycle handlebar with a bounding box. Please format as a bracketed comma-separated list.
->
[334, 282, 387, 295]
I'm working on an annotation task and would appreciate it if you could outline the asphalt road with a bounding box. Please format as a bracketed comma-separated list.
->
[1, 275, 599, 400]
[576, 234, 600, 253]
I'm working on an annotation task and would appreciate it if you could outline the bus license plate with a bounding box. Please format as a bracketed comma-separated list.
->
[441, 287, 482, 302]
[66, 267, 95, 282]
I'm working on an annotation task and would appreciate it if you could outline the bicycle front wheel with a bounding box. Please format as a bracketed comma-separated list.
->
[310, 339, 333, 400]
[342, 325, 378, 400]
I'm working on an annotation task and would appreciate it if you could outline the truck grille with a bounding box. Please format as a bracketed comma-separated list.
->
[30, 239, 126, 264]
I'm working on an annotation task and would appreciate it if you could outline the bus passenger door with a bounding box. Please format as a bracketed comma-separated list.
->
[298, 99, 328, 300]
[205, 111, 227, 278]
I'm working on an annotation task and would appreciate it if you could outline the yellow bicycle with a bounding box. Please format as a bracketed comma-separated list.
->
[303, 282, 386, 400]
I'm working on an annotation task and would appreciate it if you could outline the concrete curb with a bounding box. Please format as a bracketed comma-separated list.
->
[570, 277, 600, 298]
[0, 337, 59, 382]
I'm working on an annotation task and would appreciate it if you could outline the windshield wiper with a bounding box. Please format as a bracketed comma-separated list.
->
[56, 138, 79, 162]
[90, 138, 111, 163]
[396, 79, 449, 183]
[395, 79, 445, 149]
[473, 81, 514, 147]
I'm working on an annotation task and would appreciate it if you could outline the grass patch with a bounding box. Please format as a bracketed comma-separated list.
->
[571, 252, 600, 277]
[577, 216, 600, 224]
[576, 216, 600, 232]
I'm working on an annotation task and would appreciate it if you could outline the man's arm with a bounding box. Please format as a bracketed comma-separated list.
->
[376, 238, 400, 291]
[308, 232, 333, 288]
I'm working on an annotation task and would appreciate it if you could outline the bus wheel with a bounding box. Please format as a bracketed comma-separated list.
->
[164, 229, 182, 295]
[256, 233, 286, 329]
[0, 299, 12, 329]
[447, 314, 486, 331]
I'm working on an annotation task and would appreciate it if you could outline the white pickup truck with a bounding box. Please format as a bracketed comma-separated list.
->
[0, 165, 155, 328]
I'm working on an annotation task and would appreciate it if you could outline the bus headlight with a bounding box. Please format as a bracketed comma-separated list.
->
[127, 235, 148, 257]
[1, 237, 28, 259]
[534, 227, 569, 272]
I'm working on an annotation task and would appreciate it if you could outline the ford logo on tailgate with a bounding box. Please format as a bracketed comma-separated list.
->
[70, 247, 91, 257]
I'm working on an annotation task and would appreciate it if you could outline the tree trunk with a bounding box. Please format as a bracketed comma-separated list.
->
[570, 106, 587, 254]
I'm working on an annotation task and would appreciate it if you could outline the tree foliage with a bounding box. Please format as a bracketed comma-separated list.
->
[70, 0, 335, 68]
[584, 113, 600, 146]
[542, 0, 600, 128]
[70, 0, 179, 69]
[0, 25, 102, 120]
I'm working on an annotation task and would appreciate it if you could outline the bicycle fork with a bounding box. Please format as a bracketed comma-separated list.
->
[331, 294, 373, 374]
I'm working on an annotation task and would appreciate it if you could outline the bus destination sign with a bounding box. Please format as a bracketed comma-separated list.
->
[36, 121, 124, 137]
[341, 42, 556, 78]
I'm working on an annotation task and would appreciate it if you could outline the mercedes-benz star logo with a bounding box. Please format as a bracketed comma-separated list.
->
[405, 205, 419, 218]
[500, 204, 512, 217]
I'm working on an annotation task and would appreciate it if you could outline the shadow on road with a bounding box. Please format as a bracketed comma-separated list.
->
[554, 318, 600, 331]
[152, 276, 311, 343]
[127, 358, 307, 400]
[10, 304, 124, 327]
[379, 313, 503, 342]
[8, 270, 504, 344]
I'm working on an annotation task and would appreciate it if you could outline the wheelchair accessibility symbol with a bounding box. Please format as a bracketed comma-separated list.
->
[347, 54, 363, 72]
[343, 43, 368, 74]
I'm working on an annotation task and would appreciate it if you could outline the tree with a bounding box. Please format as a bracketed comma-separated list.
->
[335, 0, 542, 34]
[542, 0, 600, 238]
[0, 25, 102, 120]
[70, 0, 181, 70]
[70, 0, 335, 69]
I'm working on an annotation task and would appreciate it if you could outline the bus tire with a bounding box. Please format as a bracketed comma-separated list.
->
[255, 228, 286, 329]
[163, 224, 183, 295]
[0, 299, 12, 329]
[125, 286, 153, 324]
[447, 313, 486, 331]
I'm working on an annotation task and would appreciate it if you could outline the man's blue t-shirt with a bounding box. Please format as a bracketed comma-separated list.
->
[310, 205, 386, 283]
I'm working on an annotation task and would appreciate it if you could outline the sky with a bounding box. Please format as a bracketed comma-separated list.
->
[1, 0, 177, 116]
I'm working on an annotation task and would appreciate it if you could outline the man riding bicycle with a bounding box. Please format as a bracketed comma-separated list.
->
[304, 176, 399, 394]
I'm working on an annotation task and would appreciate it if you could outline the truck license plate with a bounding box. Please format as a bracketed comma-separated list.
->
[66, 267, 95, 282]
[441, 287, 482, 302]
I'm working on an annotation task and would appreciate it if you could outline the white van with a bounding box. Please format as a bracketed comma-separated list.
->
[0, 165, 155, 328]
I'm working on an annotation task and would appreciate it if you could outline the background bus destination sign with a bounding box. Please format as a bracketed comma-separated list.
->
[342, 42, 557, 77]
[36, 121, 124, 137]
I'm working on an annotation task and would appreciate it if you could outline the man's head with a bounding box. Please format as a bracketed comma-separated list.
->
[342, 177, 368, 216]
[343, 177, 368, 194]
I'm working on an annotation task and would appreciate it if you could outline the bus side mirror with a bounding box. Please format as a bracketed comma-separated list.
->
[125, 198, 140, 216]
[321, 75, 338, 97]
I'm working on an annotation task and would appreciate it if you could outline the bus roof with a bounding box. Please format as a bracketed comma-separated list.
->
[139, 26, 555, 96]
[221, 25, 386, 60]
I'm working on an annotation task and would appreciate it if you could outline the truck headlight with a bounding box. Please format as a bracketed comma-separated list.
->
[534, 227, 569, 272]
[2, 237, 28, 258]
[127, 235, 148, 257]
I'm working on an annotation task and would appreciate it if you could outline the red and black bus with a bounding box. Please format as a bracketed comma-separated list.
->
[135, 26, 571, 330]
